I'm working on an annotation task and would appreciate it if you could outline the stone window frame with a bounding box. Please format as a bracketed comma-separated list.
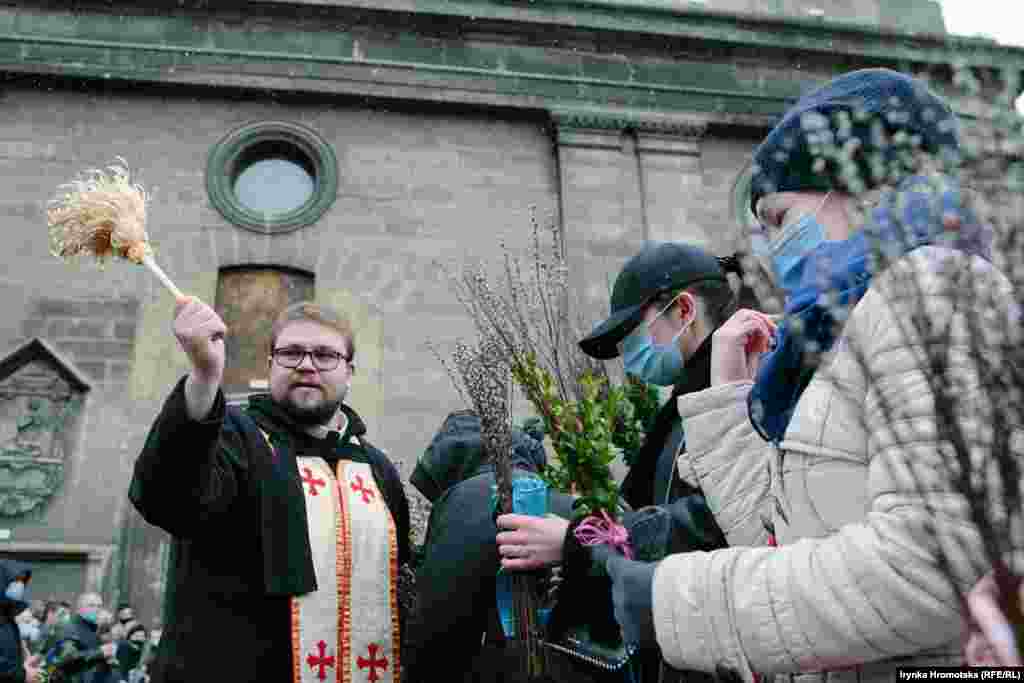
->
[206, 120, 339, 235]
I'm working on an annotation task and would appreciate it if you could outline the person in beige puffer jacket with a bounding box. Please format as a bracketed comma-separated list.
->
[594, 69, 1022, 682]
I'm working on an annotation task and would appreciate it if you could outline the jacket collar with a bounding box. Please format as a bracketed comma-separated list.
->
[619, 333, 712, 510]
[675, 334, 713, 397]
[245, 394, 366, 446]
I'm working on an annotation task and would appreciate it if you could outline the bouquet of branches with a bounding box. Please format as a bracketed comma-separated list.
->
[433, 335, 549, 678]
[440, 211, 647, 523]
[435, 210, 654, 676]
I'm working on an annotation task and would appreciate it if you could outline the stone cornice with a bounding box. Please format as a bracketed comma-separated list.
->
[551, 108, 709, 138]
[555, 127, 624, 151]
[0, 7, 800, 123]
[0, 3, 1019, 125]
[634, 130, 701, 156]
[229, 0, 1024, 70]
[0, 542, 113, 556]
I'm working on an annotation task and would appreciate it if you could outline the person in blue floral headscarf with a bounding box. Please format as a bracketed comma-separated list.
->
[582, 68, 1020, 682]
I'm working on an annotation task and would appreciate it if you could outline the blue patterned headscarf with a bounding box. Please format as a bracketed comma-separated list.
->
[749, 68, 961, 210]
[748, 174, 993, 444]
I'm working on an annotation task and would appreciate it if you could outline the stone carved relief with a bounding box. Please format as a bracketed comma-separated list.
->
[0, 339, 89, 517]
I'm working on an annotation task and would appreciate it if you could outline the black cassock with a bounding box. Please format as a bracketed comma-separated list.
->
[129, 378, 409, 683]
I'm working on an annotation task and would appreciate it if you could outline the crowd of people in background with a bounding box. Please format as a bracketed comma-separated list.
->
[2, 561, 161, 683]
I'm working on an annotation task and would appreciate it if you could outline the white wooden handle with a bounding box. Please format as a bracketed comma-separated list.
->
[141, 253, 186, 301]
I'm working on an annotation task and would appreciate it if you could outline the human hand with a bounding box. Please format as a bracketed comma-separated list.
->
[24, 660, 41, 683]
[710, 309, 776, 386]
[965, 572, 1023, 667]
[101, 642, 117, 660]
[496, 514, 569, 571]
[173, 296, 227, 383]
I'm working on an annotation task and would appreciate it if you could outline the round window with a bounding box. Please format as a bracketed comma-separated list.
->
[207, 121, 338, 234]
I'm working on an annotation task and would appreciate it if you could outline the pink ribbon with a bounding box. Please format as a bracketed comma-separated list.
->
[573, 510, 634, 560]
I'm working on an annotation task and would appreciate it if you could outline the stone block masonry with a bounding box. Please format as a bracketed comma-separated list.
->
[21, 298, 139, 387]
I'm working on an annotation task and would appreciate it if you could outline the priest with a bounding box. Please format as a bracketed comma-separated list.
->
[129, 298, 410, 683]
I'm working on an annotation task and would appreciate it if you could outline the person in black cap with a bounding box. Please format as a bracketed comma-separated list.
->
[580, 68, 1015, 681]
[498, 240, 765, 683]
[579, 241, 757, 512]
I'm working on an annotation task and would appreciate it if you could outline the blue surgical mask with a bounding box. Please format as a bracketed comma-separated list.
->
[758, 192, 832, 291]
[4, 581, 25, 602]
[770, 215, 827, 291]
[18, 621, 39, 642]
[622, 296, 691, 386]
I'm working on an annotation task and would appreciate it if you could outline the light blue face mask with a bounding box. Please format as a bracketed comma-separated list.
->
[622, 295, 691, 386]
[4, 581, 25, 602]
[19, 621, 39, 642]
[753, 192, 832, 291]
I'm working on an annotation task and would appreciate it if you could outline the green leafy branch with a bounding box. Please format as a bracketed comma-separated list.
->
[512, 354, 631, 518]
[614, 376, 661, 467]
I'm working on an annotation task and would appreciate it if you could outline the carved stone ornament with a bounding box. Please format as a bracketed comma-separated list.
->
[0, 339, 90, 517]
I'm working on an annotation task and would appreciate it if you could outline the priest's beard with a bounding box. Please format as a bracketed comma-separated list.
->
[280, 384, 348, 427]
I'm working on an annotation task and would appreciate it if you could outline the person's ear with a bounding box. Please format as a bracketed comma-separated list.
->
[676, 292, 698, 328]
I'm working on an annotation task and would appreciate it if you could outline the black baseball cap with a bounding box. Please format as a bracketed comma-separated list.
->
[578, 242, 727, 360]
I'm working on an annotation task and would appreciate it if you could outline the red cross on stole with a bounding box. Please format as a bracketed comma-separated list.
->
[290, 457, 400, 682]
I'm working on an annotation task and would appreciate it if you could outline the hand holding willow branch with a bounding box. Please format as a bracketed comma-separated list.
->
[965, 572, 1024, 667]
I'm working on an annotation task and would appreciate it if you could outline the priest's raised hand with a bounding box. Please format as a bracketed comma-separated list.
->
[172, 296, 227, 421]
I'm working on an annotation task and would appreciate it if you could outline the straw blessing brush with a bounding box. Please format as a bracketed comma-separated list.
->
[47, 160, 185, 301]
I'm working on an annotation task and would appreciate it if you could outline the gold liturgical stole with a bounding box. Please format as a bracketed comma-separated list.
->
[290, 455, 400, 683]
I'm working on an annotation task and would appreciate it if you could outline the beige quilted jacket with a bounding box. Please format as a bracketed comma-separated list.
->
[654, 247, 1024, 682]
